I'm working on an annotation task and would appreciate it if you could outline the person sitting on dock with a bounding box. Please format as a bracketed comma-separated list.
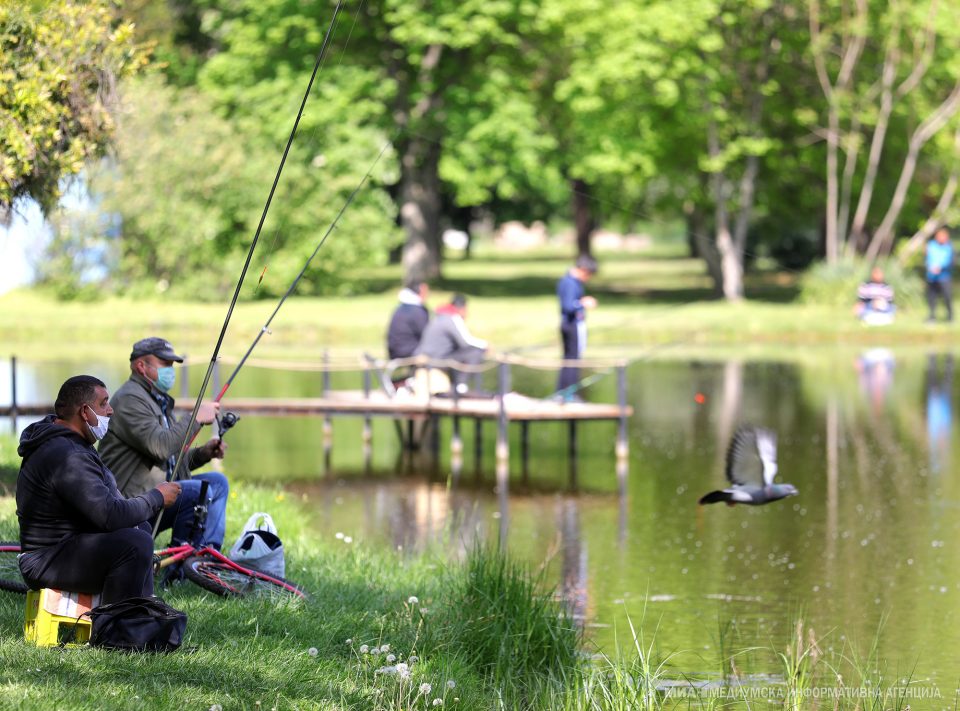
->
[414, 293, 488, 394]
[387, 280, 430, 361]
[854, 266, 895, 326]
[99, 337, 230, 550]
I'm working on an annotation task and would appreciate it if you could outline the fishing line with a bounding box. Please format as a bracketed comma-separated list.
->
[155, 0, 347, 537]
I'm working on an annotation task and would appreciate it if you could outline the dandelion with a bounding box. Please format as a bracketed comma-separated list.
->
[307, 647, 319, 657]
[344, 536, 353, 543]
[380, 643, 390, 652]
[359, 644, 369, 654]
[345, 639, 353, 645]
[446, 680, 456, 690]
[408, 595, 419, 604]
[408, 655, 419, 663]
[371, 646, 381, 655]
[209, 705, 223, 711]
[419, 683, 432, 695]
[395, 662, 411, 679]
[433, 699, 444, 706]
[335, 532, 344, 540]
[386, 654, 396, 663]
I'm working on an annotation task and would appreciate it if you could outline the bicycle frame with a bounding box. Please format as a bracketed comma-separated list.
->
[154, 543, 304, 598]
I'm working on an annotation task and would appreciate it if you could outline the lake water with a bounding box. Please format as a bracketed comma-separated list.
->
[3, 349, 958, 688]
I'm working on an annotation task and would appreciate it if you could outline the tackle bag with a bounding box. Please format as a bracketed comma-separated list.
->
[228, 512, 285, 578]
[86, 596, 187, 653]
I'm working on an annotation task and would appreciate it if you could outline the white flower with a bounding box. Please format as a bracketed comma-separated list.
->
[386, 654, 396, 663]
[446, 680, 456, 690]
[209, 706, 222, 711]
[359, 644, 369, 654]
[408, 655, 419, 663]
[307, 647, 318, 657]
[380, 643, 390, 652]
[345, 638, 353, 645]
[408, 595, 419, 604]
[419, 683, 432, 695]
[335, 532, 344, 539]
[396, 662, 409, 673]
[375, 666, 396, 675]
[371, 646, 381, 655]
[433, 699, 443, 706]
[344, 536, 353, 543]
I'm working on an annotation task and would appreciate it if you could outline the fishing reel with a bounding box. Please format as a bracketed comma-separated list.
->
[217, 410, 240, 440]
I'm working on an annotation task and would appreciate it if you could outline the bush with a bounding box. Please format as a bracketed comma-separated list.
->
[799, 259, 924, 311]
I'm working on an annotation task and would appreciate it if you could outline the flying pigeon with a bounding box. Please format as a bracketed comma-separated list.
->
[698, 426, 798, 506]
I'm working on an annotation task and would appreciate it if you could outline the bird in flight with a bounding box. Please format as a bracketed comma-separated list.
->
[699, 426, 798, 506]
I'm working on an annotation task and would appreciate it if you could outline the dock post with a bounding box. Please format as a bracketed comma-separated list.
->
[520, 421, 530, 485]
[451, 382, 463, 473]
[474, 418, 483, 467]
[616, 364, 629, 462]
[180, 354, 189, 399]
[496, 360, 510, 486]
[362, 367, 372, 470]
[568, 420, 578, 488]
[322, 350, 332, 469]
[10, 355, 17, 434]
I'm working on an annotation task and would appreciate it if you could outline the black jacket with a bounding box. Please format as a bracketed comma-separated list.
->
[387, 302, 430, 360]
[16, 416, 164, 553]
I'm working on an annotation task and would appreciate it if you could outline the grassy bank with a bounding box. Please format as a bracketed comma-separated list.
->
[0, 246, 955, 364]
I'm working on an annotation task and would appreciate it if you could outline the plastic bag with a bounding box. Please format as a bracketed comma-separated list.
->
[228, 512, 285, 578]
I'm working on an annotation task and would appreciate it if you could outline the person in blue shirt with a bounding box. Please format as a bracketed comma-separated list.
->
[556, 255, 598, 400]
[926, 227, 954, 323]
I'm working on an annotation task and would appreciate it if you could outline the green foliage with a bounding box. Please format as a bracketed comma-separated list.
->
[0, 434, 18, 496]
[0, 0, 146, 215]
[799, 258, 924, 311]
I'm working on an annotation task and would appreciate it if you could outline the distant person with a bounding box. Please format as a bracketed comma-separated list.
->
[556, 255, 598, 401]
[99, 337, 229, 549]
[387, 280, 430, 360]
[854, 266, 895, 325]
[414, 293, 488, 392]
[16, 375, 180, 603]
[926, 227, 954, 323]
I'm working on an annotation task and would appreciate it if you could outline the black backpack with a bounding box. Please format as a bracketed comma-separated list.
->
[85, 597, 187, 652]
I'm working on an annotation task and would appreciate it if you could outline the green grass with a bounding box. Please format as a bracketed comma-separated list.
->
[0, 244, 952, 365]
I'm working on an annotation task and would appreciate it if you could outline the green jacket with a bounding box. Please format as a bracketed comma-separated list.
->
[98, 373, 209, 498]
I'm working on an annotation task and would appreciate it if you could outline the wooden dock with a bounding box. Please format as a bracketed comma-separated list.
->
[2, 355, 633, 484]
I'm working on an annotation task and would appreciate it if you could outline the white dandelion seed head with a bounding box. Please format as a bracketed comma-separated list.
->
[419, 683, 432, 694]
[408, 655, 419, 663]
[396, 662, 409, 673]
[307, 647, 319, 657]
[380, 643, 390, 652]
[408, 595, 419, 604]
[344, 536, 353, 543]
[345, 638, 352, 645]
[433, 699, 443, 706]
[209, 706, 222, 711]
[386, 654, 396, 663]
[335, 532, 344, 539]
[371, 646, 381, 655]
[446, 680, 456, 689]
[359, 644, 369, 654]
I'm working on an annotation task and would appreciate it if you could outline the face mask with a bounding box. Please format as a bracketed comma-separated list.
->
[84, 406, 110, 441]
[155, 366, 176, 392]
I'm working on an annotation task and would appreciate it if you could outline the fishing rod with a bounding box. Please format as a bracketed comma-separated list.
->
[155, 0, 346, 536]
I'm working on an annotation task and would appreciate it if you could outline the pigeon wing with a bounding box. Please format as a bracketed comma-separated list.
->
[755, 428, 778, 486]
[724, 426, 767, 487]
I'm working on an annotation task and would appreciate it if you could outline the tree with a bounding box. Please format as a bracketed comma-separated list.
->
[809, 0, 960, 263]
[0, 0, 145, 219]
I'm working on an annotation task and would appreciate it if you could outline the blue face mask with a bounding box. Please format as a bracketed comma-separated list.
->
[155, 366, 176, 392]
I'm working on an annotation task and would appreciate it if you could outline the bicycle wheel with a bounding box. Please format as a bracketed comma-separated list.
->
[0, 541, 28, 594]
[182, 555, 306, 600]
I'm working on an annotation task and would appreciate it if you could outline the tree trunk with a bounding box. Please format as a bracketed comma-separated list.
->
[400, 136, 443, 283]
[571, 178, 595, 257]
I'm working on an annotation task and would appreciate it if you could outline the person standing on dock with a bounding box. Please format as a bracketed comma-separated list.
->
[387, 280, 430, 360]
[556, 255, 598, 400]
[99, 337, 230, 549]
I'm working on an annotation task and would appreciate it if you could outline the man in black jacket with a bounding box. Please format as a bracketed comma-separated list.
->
[387, 281, 430, 360]
[16, 375, 180, 603]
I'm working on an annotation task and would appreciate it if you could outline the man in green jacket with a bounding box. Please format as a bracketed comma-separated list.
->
[99, 337, 230, 548]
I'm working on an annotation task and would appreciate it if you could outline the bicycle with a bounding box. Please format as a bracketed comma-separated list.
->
[0, 481, 307, 601]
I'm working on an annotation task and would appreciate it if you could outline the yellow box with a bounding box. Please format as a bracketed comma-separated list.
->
[24, 588, 100, 647]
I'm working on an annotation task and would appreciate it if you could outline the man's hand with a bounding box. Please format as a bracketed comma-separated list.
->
[201, 437, 227, 461]
[581, 295, 598, 309]
[157, 482, 182, 508]
[196, 401, 221, 425]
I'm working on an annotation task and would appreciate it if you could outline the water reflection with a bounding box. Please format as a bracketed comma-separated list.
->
[926, 353, 953, 475]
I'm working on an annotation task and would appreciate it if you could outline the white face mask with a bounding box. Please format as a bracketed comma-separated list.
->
[84, 406, 110, 441]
